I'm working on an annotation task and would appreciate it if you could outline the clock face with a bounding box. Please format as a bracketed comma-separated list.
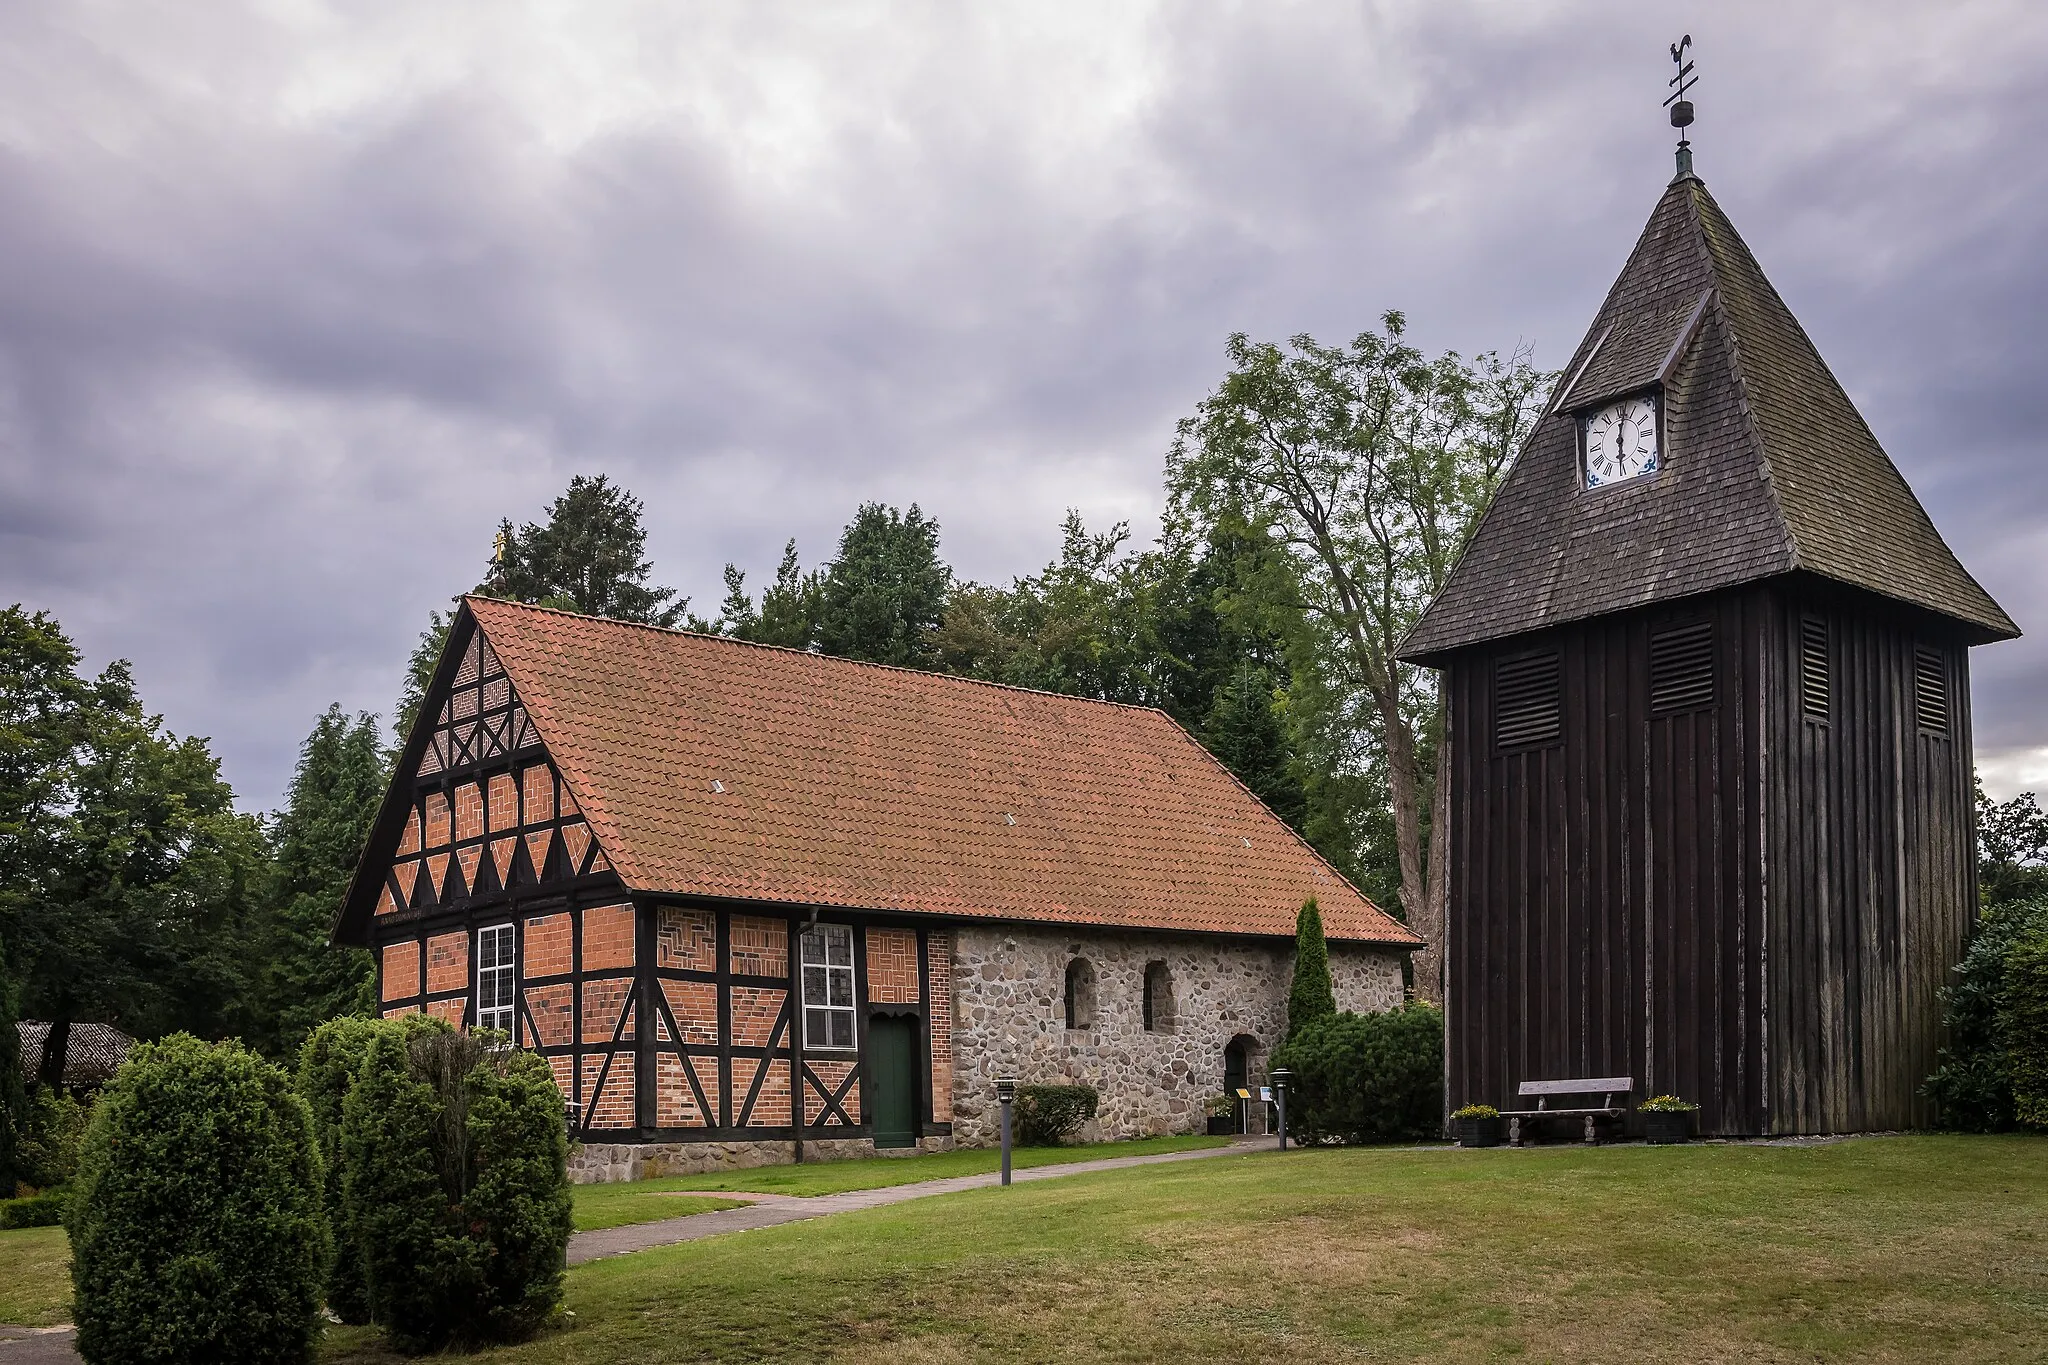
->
[1583, 396, 1659, 489]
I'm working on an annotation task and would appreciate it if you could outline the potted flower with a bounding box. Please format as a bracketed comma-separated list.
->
[1451, 1103, 1501, 1148]
[1204, 1093, 1237, 1136]
[1639, 1095, 1698, 1144]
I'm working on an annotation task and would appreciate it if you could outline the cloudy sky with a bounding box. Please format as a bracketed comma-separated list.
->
[3, 1, 2044, 812]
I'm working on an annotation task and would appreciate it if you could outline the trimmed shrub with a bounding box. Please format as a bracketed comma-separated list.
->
[1925, 895, 2048, 1130]
[1272, 1004, 1443, 1144]
[1014, 1084, 1099, 1145]
[0, 1189, 67, 1228]
[67, 1035, 328, 1365]
[1287, 898, 1336, 1038]
[298, 1014, 448, 1324]
[340, 1028, 571, 1354]
[2004, 923, 2048, 1129]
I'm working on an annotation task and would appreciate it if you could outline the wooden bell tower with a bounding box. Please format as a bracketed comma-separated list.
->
[1397, 73, 2018, 1134]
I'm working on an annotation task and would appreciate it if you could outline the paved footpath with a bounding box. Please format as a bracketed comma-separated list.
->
[569, 1138, 1269, 1264]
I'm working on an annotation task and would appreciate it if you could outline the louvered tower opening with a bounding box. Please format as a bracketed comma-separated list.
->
[1494, 652, 1561, 750]
[1914, 646, 1950, 735]
[1649, 621, 1716, 713]
[1800, 617, 1829, 720]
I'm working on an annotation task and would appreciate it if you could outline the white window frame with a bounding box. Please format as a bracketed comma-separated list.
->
[476, 923, 517, 1036]
[800, 923, 857, 1052]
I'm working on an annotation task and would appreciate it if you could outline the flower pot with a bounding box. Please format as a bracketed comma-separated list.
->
[1643, 1111, 1693, 1144]
[1454, 1116, 1501, 1148]
[1205, 1115, 1235, 1136]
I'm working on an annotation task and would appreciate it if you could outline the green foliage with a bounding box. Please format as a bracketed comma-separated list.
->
[721, 540, 826, 649]
[1639, 1095, 1700, 1113]
[0, 1188, 67, 1227]
[1286, 899, 1337, 1038]
[67, 1034, 327, 1365]
[1926, 895, 2048, 1130]
[339, 1025, 570, 1353]
[15, 1090, 88, 1189]
[1013, 1084, 1099, 1145]
[1272, 1005, 1444, 1144]
[2003, 924, 2048, 1129]
[1979, 784, 2048, 908]
[486, 474, 686, 628]
[298, 1014, 447, 1325]
[394, 609, 452, 744]
[1202, 662, 1307, 828]
[1450, 1103, 1498, 1120]
[816, 503, 953, 667]
[0, 607, 268, 1086]
[260, 706, 384, 1057]
[0, 930, 19, 1190]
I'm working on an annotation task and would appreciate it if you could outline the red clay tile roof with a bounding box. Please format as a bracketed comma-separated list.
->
[464, 596, 1417, 947]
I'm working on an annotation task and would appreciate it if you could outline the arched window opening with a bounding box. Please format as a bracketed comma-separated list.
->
[1064, 957, 1097, 1030]
[1142, 960, 1176, 1034]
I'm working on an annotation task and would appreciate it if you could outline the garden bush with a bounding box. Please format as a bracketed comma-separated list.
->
[1925, 894, 2048, 1130]
[340, 1027, 571, 1354]
[66, 1034, 328, 1365]
[1014, 1083, 1099, 1145]
[298, 1013, 447, 1324]
[1272, 1004, 1443, 1144]
[0, 1189, 67, 1228]
[2004, 921, 2048, 1129]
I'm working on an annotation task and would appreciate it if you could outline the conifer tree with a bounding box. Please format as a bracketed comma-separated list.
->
[816, 503, 952, 667]
[262, 705, 384, 1054]
[1202, 662, 1307, 832]
[1287, 898, 1336, 1038]
[485, 474, 684, 627]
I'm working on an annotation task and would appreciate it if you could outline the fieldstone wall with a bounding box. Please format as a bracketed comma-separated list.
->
[568, 1133, 952, 1184]
[948, 926, 1404, 1145]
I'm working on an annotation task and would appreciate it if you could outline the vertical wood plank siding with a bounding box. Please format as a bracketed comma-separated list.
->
[1445, 578, 1971, 1136]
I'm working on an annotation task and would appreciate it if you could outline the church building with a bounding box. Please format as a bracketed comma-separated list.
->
[335, 597, 1417, 1178]
[1397, 139, 2018, 1135]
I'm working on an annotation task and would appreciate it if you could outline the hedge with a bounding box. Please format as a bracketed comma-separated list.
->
[2005, 922, 2048, 1130]
[340, 1028, 571, 1353]
[0, 1189, 66, 1229]
[67, 1035, 328, 1365]
[1926, 895, 2048, 1130]
[1272, 1004, 1443, 1144]
[1014, 1084, 1098, 1145]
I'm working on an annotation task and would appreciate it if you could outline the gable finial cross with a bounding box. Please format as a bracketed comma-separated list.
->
[1664, 35, 1698, 178]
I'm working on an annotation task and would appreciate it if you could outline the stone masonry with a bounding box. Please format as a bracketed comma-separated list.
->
[947, 926, 1403, 1145]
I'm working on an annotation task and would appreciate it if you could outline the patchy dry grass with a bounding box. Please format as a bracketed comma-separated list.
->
[0, 1226, 71, 1327]
[317, 1134, 2048, 1363]
[639, 1134, 1230, 1198]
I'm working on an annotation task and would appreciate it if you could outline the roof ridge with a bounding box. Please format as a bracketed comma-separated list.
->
[462, 594, 1180, 720]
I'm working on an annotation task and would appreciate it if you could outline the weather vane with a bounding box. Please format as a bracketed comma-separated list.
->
[1665, 34, 1697, 177]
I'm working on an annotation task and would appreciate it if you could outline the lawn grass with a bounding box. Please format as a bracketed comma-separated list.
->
[571, 1189, 749, 1233]
[318, 1134, 2048, 1364]
[0, 1226, 71, 1328]
[636, 1133, 1232, 1197]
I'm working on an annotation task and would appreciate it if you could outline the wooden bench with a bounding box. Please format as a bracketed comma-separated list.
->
[1500, 1077, 1633, 1146]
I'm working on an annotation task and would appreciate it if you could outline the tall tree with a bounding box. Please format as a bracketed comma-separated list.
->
[0, 926, 20, 1188]
[1286, 898, 1336, 1037]
[1, 613, 268, 1086]
[261, 706, 384, 1054]
[484, 475, 686, 627]
[1979, 783, 2048, 908]
[1169, 315, 1547, 1001]
[816, 503, 953, 667]
[719, 540, 825, 650]
[1201, 662, 1307, 832]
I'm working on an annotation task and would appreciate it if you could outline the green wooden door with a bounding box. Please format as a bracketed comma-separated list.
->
[868, 1014, 917, 1148]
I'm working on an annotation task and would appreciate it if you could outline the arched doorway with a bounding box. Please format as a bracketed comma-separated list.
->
[1223, 1034, 1262, 1134]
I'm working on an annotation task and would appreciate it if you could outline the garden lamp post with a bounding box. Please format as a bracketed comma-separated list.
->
[995, 1076, 1017, 1185]
[1271, 1069, 1292, 1150]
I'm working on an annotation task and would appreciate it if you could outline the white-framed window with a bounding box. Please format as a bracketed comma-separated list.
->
[476, 923, 516, 1035]
[800, 923, 856, 1050]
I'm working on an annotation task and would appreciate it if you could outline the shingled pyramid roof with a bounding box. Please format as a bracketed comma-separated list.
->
[1397, 172, 2017, 664]
[349, 596, 1415, 947]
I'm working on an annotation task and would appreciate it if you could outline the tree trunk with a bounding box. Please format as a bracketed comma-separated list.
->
[1377, 684, 1440, 1003]
[1419, 716, 1454, 1006]
[38, 1017, 70, 1095]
